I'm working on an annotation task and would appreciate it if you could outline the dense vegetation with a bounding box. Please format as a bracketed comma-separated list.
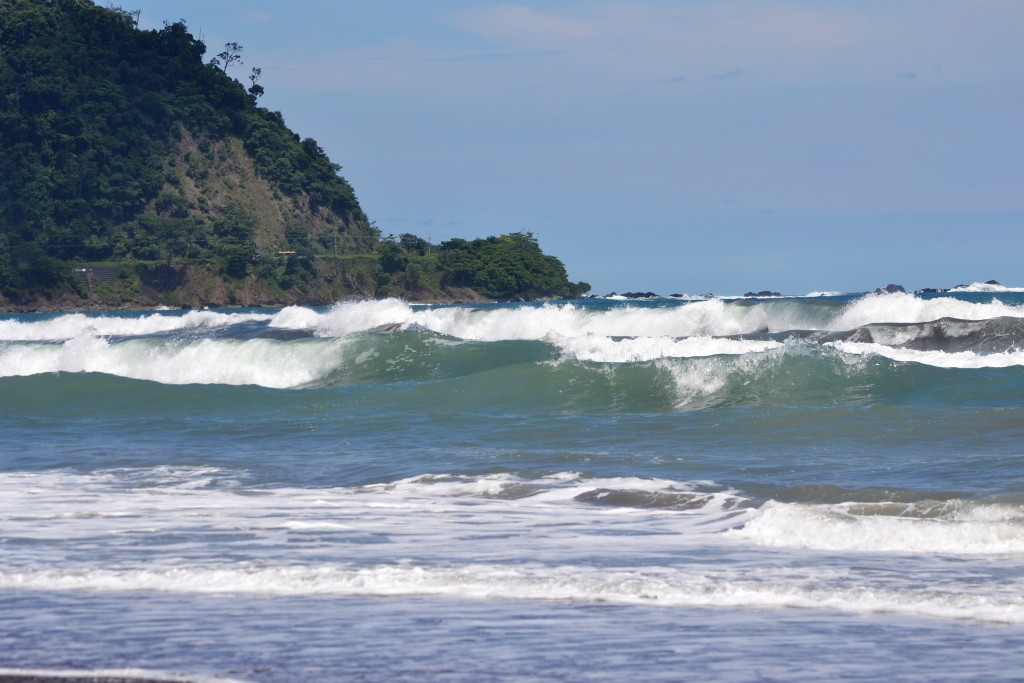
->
[376, 232, 589, 300]
[0, 0, 588, 307]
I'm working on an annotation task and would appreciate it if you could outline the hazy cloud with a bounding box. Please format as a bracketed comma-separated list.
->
[441, 1, 1023, 87]
[260, 0, 1024, 97]
[451, 5, 594, 48]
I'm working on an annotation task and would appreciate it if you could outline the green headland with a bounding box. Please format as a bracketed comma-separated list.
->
[0, 0, 590, 310]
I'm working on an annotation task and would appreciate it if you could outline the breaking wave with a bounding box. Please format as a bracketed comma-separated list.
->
[1, 292, 1022, 390]
[731, 499, 1024, 555]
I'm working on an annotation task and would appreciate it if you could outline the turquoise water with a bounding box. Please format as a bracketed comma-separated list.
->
[2, 289, 1024, 681]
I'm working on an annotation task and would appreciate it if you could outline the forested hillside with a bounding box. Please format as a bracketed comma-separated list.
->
[0, 0, 588, 308]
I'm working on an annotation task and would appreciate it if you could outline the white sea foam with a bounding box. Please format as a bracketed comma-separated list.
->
[828, 340, 1024, 368]
[731, 500, 1024, 554]
[304, 298, 816, 341]
[3, 293, 1020, 350]
[15, 468, 1024, 561]
[833, 291, 1024, 330]
[276, 521, 354, 531]
[2, 562, 1023, 624]
[373, 471, 729, 504]
[843, 320, 980, 348]
[296, 294, 1021, 344]
[0, 309, 270, 341]
[0, 468, 746, 564]
[656, 343, 800, 408]
[2, 295, 1021, 387]
[659, 360, 730, 407]
[0, 299, 797, 385]
[951, 281, 1024, 293]
[264, 298, 769, 341]
[305, 298, 417, 336]
[551, 334, 780, 363]
[267, 304, 324, 330]
[4, 468, 1024, 623]
[0, 336, 347, 387]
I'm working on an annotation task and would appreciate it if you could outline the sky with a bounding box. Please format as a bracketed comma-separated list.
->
[127, 0, 1024, 295]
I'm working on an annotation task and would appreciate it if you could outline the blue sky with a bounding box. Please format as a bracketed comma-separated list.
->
[129, 0, 1023, 295]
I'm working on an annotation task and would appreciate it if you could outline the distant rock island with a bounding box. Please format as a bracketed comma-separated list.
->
[0, 0, 589, 310]
[873, 284, 906, 294]
[605, 291, 660, 299]
[918, 279, 1004, 293]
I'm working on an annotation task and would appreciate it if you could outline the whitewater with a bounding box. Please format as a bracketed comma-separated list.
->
[2, 287, 1024, 681]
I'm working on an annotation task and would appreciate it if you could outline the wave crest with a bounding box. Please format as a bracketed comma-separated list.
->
[731, 499, 1024, 554]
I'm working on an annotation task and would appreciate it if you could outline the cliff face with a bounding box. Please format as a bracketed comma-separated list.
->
[0, 0, 589, 310]
[116, 127, 380, 308]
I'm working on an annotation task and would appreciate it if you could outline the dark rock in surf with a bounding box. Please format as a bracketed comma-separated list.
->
[744, 290, 782, 297]
[874, 284, 906, 294]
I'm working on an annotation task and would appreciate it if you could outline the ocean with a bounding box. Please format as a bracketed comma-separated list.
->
[1, 286, 1024, 682]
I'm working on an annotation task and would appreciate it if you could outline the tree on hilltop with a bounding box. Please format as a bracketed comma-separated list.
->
[211, 41, 243, 74]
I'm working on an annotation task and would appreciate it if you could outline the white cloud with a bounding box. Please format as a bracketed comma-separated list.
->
[254, 0, 1022, 98]
[446, 2, 869, 81]
[441, 1, 1022, 86]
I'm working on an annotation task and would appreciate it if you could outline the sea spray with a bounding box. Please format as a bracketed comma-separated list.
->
[833, 291, 1024, 329]
[0, 336, 348, 387]
[730, 499, 1024, 554]
[0, 309, 270, 342]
